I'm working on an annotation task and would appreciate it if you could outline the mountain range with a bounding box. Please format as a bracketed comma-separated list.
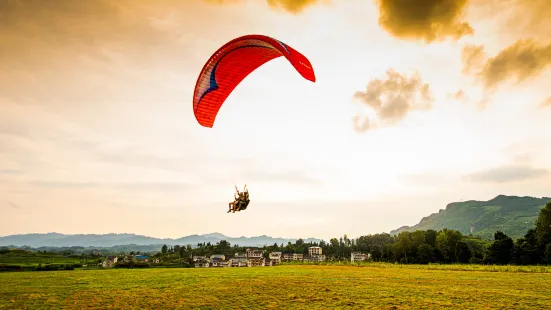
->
[0, 232, 320, 248]
[390, 195, 551, 239]
[3, 195, 550, 250]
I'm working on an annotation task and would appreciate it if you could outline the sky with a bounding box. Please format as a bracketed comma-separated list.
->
[1, 0, 550, 241]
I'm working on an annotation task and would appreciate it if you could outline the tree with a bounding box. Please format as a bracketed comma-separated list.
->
[161, 245, 168, 255]
[179, 246, 186, 258]
[393, 232, 415, 263]
[370, 245, 383, 261]
[455, 241, 471, 263]
[513, 229, 540, 265]
[411, 231, 425, 248]
[535, 202, 551, 246]
[417, 244, 435, 264]
[436, 229, 463, 263]
[486, 231, 514, 265]
[544, 244, 551, 264]
[424, 230, 437, 247]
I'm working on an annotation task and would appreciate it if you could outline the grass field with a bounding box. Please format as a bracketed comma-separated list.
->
[0, 255, 85, 266]
[1, 264, 551, 309]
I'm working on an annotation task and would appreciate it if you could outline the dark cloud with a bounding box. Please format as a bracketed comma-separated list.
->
[0, 0, 231, 106]
[0, 1, 170, 70]
[352, 69, 434, 132]
[203, 0, 326, 14]
[374, 0, 474, 42]
[465, 165, 549, 183]
[462, 40, 551, 90]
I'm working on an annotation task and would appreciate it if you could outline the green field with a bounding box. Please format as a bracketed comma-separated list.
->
[1, 264, 551, 309]
[0, 255, 85, 266]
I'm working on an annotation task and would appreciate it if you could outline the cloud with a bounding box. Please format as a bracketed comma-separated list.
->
[462, 40, 551, 90]
[0, 170, 23, 175]
[461, 44, 486, 75]
[243, 169, 320, 185]
[399, 172, 457, 187]
[447, 89, 467, 102]
[464, 165, 549, 183]
[0, 0, 239, 107]
[352, 69, 434, 132]
[374, 0, 474, 42]
[29, 181, 100, 189]
[203, 0, 327, 14]
[266, 0, 326, 13]
[540, 97, 551, 108]
[29, 181, 194, 191]
[477, 0, 551, 41]
[7, 202, 22, 210]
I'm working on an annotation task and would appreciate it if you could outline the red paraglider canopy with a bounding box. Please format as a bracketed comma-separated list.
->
[192, 34, 316, 128]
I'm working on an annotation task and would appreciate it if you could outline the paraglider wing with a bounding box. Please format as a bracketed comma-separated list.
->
[192, 34, 316, 128]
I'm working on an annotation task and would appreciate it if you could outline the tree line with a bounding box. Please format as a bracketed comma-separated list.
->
[156, 201, 551, 265]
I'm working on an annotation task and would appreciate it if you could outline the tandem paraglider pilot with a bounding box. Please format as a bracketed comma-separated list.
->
[228, 184, 250, 213]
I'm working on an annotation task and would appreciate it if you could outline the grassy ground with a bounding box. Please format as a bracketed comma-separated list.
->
[0, 255, 86, 266]
[1, 264, 551, 309]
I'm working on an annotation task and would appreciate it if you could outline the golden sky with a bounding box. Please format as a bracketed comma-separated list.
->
[1, 0, 550, 240]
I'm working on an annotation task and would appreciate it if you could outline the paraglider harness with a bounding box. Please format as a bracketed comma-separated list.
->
[228, 184, 250, 213]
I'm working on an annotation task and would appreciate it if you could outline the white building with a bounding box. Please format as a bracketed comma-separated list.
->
[210, 254, 226, 267]
[311, 254, 326, 262]
[192, 256, 207, 262]
[229, 257, 248, 267]
[246, 249, 263, 259]
[269, 252, 282, 264]
[308, 246, 322, 256]
[351, 252, 369, 262]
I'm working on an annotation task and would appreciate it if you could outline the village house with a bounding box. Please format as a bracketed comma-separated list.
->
[151, 258, 160, 264]
[308, 246, 322, 256]
[282, 253, 294, 261]
[135, 255, 149, 263]
[102, 256, 118, 268]
[247, 257, 266, 267]
[194, 257, 210, 268]
[308, 247, 326, 262]
[282, 253, 304, 261]
[269, 252, 282, 265]
[246, 248, 263, 259]
[229, 257, 248, 267]
[210, 254, 227, 267]
[310, 254, 326, 262]
[351, 252, 369, 262]
[192, 256, 207, 262]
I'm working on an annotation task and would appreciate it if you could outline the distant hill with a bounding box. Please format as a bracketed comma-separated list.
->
[390, 195, 551, 240]
[0, 232, 319, 248]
